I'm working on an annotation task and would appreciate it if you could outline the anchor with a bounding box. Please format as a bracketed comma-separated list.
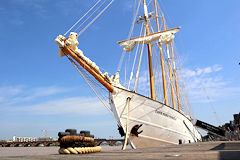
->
[130, 124, 143, 137]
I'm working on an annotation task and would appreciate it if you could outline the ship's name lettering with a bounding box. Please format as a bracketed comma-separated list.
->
[155, 109, 176, 120]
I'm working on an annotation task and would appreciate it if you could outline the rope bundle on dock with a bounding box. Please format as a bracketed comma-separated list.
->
[59, 146, 101, 154]
[60, 135, 94, 143]
[58, 129, 101, 154]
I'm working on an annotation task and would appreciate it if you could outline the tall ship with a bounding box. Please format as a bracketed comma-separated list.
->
[55, 0, 202, 149]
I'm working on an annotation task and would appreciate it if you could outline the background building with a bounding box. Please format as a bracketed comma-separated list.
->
[13, 136, 37, 142]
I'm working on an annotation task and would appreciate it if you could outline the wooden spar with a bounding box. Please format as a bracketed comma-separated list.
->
[154, 0, 168, 105]
[143, 0, 155, 100]
[170, 42, 181, 111]
[117, 27, 180, 44]
[163, 15, 176, 110]
[154, 0, 160, 31]
[62, 46, 114, 93]
[159, 47, 168, 105]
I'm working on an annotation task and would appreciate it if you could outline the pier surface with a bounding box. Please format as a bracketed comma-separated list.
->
[0, 141, 240, 160]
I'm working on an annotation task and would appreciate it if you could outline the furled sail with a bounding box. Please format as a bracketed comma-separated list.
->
[118, 27, 180, 52]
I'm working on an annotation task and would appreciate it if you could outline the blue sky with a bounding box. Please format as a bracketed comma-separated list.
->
[0, 0, 240, 140]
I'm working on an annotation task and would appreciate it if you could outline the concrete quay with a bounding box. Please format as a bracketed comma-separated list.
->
[0, 141, 240, 160]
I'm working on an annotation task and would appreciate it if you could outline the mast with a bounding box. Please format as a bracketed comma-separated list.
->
[161, 13, 181, 111]
[143, 0, 155, 100]
[117, 0, 180, 105]
[170, 42, 181, 111]
[162, 15, 176, 110]
[154, 0, 168, 105]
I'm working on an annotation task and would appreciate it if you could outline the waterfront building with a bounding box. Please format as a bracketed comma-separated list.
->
[13, 136, 37, 142]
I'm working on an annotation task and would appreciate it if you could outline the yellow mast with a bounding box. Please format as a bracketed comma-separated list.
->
[170, 42, 181, 111]
[154, 0, 168, 105]
[162, 15, 176, 110]
[154, 0, 160, 32]
[143, 0, 155, 100]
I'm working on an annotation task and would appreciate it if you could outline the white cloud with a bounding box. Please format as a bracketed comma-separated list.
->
[5, 96, 107, 115]
[179, 64, 240, 103]
[181, 64, 222, 78]
[0, 85, 24, 96]
[0, 85, 108, 116]
[0, 97, 4, 103]
[123, 64, 240, 105]
[29, 86, 71, 97]
[0, 85, 72, 105]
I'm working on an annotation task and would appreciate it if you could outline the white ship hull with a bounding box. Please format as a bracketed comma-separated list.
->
[110, 87, 202, 149]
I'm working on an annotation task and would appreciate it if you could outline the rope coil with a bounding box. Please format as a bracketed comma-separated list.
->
[59, 146, 102, 154]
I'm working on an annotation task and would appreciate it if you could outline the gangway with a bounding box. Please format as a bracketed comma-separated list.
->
[194, 119, 225, 137]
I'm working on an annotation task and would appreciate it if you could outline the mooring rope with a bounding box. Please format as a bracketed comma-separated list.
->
[122, 97, 131, 150]
[59, 146, 102, 154]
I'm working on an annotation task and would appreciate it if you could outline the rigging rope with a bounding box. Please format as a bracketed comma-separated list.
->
[128, 23, 144, 90]
[78, 0, 115, 36]
[64, 53, 121, 125]
[127, 0, 141, 39]
[133, 29, 146, 92]
[200, 83, 222, 125]
[64, 0, 102, 36]
[74, 0, 108, 33]
[116, 0, 141, 73]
